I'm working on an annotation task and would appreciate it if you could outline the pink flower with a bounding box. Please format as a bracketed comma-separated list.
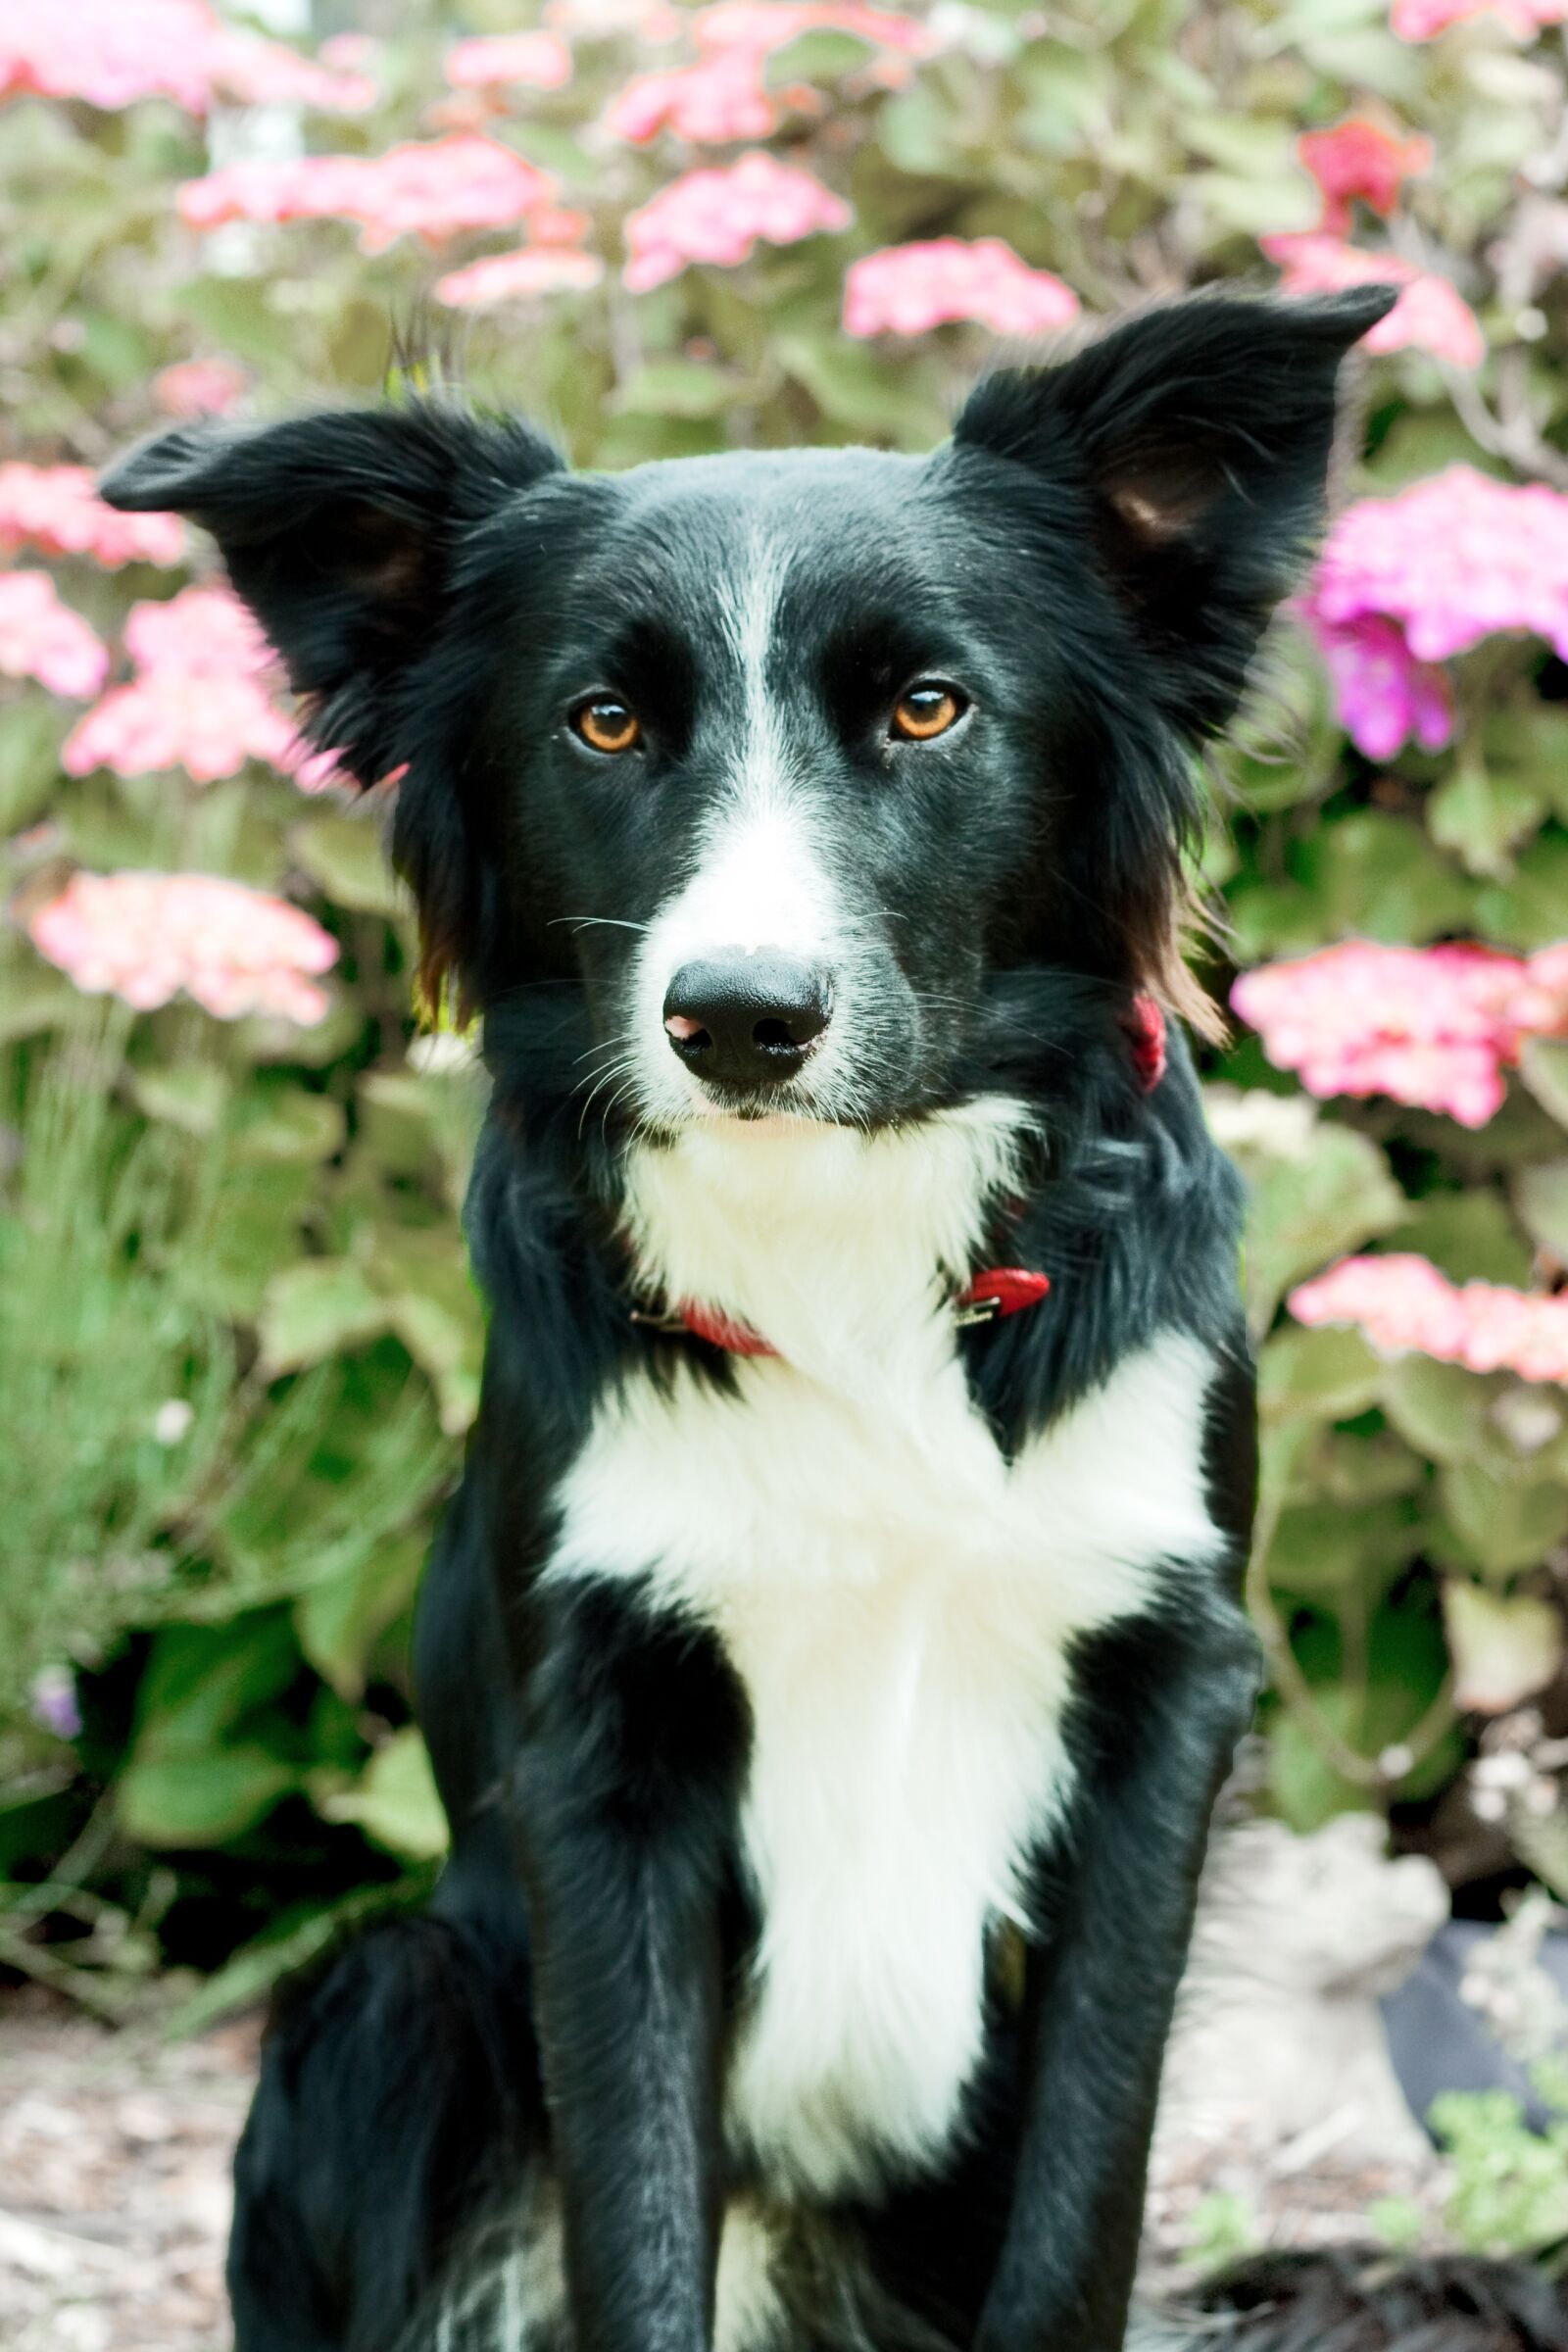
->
[1290, 1254, 1568, 1385]
[605, 48, 781, 143]
[153, 358, 247, 419]
[28, 1665, 81, 1741]
[179, 136, 556, 256]
[1298, 609, 1453, 760]
[0, 464, 183, 568]
[1260, 234, 1484, 369]
[1309, 465, 1568, 664]
[28, 870, 338, 1026]
[1392, 0, 1568, 36]
[844, 238, 1079, 338]
[1298, 117, 1432, 231]
[623, 150, 851, 290]
[1232, 941, 1568, 1128]
[0, 571, 109, 700]
[0, 0, 373, 115]
[65, 585, 331, 786]
[436, 244, 604, 308]
[445, 31, 573, 88]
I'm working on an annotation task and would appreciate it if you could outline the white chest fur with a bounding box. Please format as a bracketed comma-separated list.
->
[548, 1109, 1223, 2200]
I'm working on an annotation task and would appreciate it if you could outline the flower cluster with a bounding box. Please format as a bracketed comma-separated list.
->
[444, 30, 573, 89]
[623, 149, 850, 289]
[153, 358, 247, 419]
[0, 571, 110, 700]
[28, 870, 338, 1025]
[843, 237, 1078, 337]
[0, 0, 374, 117]
[1298, 117, 1432, 230]
[604, 4, 928, 147]
[1311, 465, 1568, 665]
[1392, 0, 1568, 36]
[1260, 233, 1484, 368]
[1232, 940, 1568, 1127]
[64, 584, 337, 789]
[1299, 611, 1453, 761]
[179, 135, 555, 256]
[0, 464, 183, 568]
[436, 244, 604, 309]
[1290, 1255, 1568, 1386]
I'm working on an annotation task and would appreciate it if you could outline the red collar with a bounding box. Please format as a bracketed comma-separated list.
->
[631, 995, 1165, 1358]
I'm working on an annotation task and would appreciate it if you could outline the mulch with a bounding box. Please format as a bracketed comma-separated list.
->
[0, 1986, 1449, 2352]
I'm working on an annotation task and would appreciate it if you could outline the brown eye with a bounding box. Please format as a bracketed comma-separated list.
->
[891, 683, 965, 742]
[572, 697, 642, 755]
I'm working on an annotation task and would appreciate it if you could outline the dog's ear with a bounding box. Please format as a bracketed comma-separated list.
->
[102, 404, 563, 1010]
[954, 288, 1396, 739]
[955, 290, 1392, 1037]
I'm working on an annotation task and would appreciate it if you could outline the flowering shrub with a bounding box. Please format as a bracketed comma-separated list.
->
[27, 870, 338, 1024]
[5, 0, 1568, 2005]
[1233, 943, 1568, 1126]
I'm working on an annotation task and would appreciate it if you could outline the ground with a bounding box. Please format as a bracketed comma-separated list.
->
[0, 1985, 1448, 2352]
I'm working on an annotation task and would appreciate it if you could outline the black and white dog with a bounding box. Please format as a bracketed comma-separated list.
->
[103, 284, 1515, 2352]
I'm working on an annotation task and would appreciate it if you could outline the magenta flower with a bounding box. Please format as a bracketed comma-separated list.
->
[444, 31, 573, 90]
[844, 238, 1079, 339]
[1392, 0, 1568, 37]
[623, 151, 851, 291]
[1311, 466, 1568, 664]
[179, 135, 556, 257]
[1232, 941, 1568, 1128]
[437, 245, 604, 309]
[0, 571, 110, 701]
[29, 870, 338, 1026]
[1298, 610, 1453, 760]
[0, 0, 373, 116]
[0, 464, 182, 568]
[1291, 1254, 1568, 1385]
[1260, 234, 1484, 369]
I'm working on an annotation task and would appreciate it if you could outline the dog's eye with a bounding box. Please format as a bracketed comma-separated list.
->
[572, 697, 642, 755]
[890, 683, 965, 743]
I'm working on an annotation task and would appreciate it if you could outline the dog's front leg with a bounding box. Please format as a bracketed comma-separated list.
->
[976, 1602, 1260, 2352]
[514, 1581, 747, 2352]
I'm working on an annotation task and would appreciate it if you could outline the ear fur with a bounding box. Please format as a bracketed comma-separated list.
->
[955, 288, 1395, 1034]
[102, 403, 563, 1011]
[955, 287, 1395, 739]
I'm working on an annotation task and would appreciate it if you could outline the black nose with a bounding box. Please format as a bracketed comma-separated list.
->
[664, 951, 833, 1088]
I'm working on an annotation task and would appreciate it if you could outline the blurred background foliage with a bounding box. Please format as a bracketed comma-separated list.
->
[3, 0, 1568, 2022]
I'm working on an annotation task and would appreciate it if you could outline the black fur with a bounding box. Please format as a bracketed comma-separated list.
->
[102, 289, 1550, 2352]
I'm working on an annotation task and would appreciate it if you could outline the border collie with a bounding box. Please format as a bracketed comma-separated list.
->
[106, 285, 1557, 2352]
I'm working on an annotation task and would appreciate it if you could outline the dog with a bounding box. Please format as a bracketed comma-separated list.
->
[105, 284, 1560, 2352]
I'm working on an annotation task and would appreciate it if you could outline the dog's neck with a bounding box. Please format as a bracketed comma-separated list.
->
[620, 1099, 1032, 1397]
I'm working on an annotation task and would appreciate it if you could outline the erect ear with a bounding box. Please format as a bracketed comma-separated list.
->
[954, 287, 1396, 739]
[102, 402, 562, 1010]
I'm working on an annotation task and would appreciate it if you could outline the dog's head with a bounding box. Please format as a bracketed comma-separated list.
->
[103, 289, 1390, 1133]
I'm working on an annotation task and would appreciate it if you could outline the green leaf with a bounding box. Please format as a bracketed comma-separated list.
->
[119, 1744, 297, 1849]
[1296, 809, 1473, 944]
[1258, 1325, 1385, 1423]
[1439, 1466, 1568, 1579]
[1239, 1122, 1403, 1330]
[611, 360, 745, 419]
[1443, 1579, 1563, 1715]
[764, 28, 873, 83]
[1475, 837, 1568, 953]
[0, 697, 68, 835]
[775, 332, 946, 446]
[1382, 1354, 1500, 1465]
[320, 1728, 449, 1861]
[1513, 1159, 1568, 1257]
[295, 1528, 424, 1702]
[1384, 1191, 1533, 1288]
[1520, 1040, 1568, 1131]
[227, 1085, 345, 1166]
[130, 1063, 229, 1138]
[258, 1259, 389, 1375]
[1428, 761, 1545, 880]
[288, 809, 402, 916]
[1264, 1496, 1424, 1600]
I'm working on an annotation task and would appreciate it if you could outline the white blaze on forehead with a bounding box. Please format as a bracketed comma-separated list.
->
[629, 528, 854, 1119]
